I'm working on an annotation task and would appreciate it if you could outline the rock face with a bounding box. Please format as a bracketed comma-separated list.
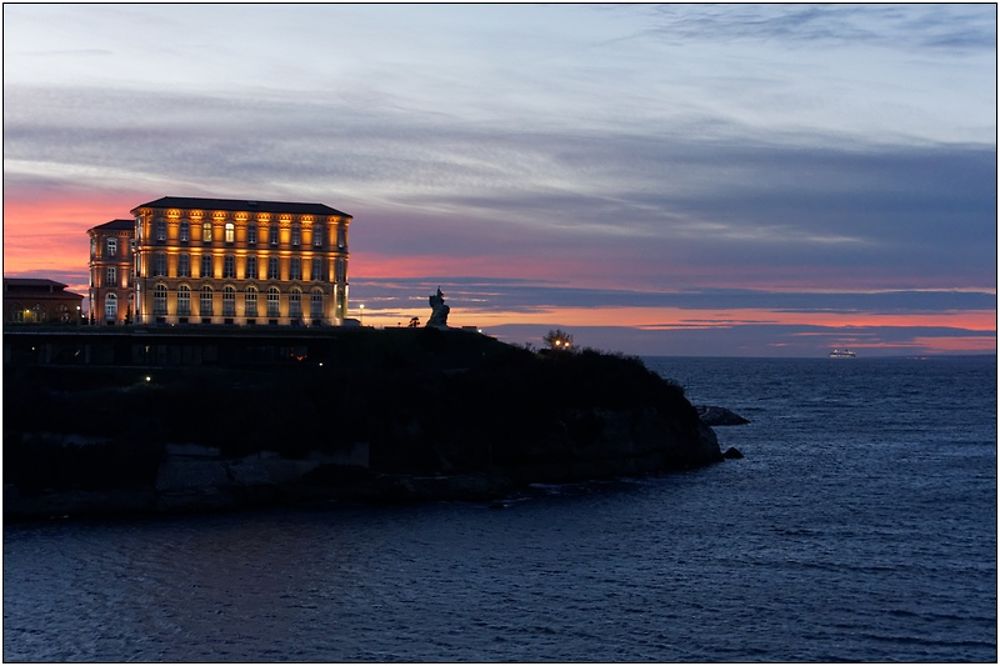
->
[154, 445, 372, 511]
[695, 405, 751, 426]
[5, 330, 727, 519]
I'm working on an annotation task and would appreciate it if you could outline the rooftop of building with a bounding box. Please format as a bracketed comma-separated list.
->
[4, 278, 84, 299]
[5, 278, 69, 289]
[88, 219, 135, 233]
[131, 196, 351, 218]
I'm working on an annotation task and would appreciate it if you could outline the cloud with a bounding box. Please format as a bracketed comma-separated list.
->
[5, 82, 995, 295]
[17, 49, 113, 57]
[348, 277, 998, 316]
[632, 5, 996, 53]
[486, 322, 996, 357]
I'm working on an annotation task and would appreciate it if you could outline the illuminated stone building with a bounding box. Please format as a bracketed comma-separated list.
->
[87, 219, 136, 324]
[4, 278, 84, 324]
[129, 197, 352, 326]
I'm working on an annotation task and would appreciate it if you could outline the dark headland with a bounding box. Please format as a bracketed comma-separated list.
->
[4, 327, 731, 519]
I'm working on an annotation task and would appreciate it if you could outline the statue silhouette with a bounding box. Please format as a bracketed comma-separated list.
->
[427, 287, 450, 328]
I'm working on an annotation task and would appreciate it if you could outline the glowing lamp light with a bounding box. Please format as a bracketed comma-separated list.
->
[145, 376, 152, 383]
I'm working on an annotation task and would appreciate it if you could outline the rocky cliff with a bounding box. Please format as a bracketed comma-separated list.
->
[4, 328, 724, 518]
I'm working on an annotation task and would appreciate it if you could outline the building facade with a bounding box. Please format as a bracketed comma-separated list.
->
[4, 278, 84, 324]
[87, 219, 136, 324]
[129, 196, 352, 326]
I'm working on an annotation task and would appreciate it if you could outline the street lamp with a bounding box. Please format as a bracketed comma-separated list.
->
[359, 303, 365, 326]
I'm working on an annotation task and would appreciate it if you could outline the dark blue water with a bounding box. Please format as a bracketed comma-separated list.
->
[5, 356, 996, 661]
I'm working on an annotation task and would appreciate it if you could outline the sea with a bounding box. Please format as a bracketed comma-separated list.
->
[4, 356, 996, 662]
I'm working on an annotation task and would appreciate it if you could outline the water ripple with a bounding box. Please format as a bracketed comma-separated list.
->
[5, 357, 996, 661]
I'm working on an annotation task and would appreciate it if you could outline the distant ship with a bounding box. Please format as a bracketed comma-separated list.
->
[829, 348, 857, 359]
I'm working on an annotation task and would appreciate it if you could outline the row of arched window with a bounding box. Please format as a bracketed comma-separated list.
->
[150, 284, 324, 319]
[152, 220, 344, 249]
[147, 252, 337, 282]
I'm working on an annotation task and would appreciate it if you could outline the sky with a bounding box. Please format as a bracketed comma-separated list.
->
[3, 3, 996, 356]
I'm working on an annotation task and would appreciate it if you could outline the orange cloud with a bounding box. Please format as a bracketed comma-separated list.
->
[353, 303, 997, 335]
[908, 336, 997, 352]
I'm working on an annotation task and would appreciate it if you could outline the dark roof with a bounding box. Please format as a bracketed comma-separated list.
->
[3, 278, 84, 300]
[4, 278, 68, 289]
[4, 290, 84, 301]
[89, 219, 134, 232]
[132, 196, 351, 218]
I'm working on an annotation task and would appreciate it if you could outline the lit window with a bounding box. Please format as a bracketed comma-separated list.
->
[247, 224, 257, 244]
[135, 218, 143, 241]
[90, 237, 97, 258]
[105, 292, 118, 319]
[313, 225, 324, 247]
[153, 284, 167, 315]
[179, 221, 190, 242]
[312, 257, 324, 281]
[246, 256, 258, 280]
[290, 257, 302, 280]
[269, 226, 279, 246]
[106, 266, 117, 285]
[153, 253, 167, 277]
[245, 286, 258, 316]
[202, 221, 213, 242]
[106, 238, 117, 257]
[200, 286, 214, 316]
[310, 289, 323, 319]
[156, 221, 167, 242]
[337, 225, 346, 249]
[225, 222, 235, 244]
[223, 285, 236, 316]
[201, 254, 213, 278]
[267, 286, 280, 317]
[178, 253, 191, 277]
[224, 255, 236, 279]
[268, 257, 280, 281]
[289, 288, 302, 319]
[177, 285, 191, 315]
[291, 224, 301, 246]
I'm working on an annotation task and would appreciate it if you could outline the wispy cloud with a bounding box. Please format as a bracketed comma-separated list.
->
[487, 322, 996, 357]
[631, 5, 996, 52]
[16, 48, 113, 57]
[5, 83, 994, 294]
[348, 277, 998, 316]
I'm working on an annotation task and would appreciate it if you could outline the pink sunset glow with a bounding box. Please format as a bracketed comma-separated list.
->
[3, 4, 995, 356]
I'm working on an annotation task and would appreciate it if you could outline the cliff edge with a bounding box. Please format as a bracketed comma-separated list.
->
[4, 328, 723, 518]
